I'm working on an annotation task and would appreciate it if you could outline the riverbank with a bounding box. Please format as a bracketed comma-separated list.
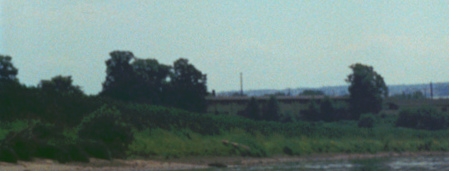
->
[2, 151, 449, 170]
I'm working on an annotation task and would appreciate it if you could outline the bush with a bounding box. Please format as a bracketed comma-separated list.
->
[302, 101, 321, 121]
[0, 146, 18, 163]
[79, 140, 111, 160]
[302, 97, 350, 122]
[78, 105, 133, 158]
[0, 122, 74, 162]
[396, 106, 449, 130]
[358, 113, 375, 128]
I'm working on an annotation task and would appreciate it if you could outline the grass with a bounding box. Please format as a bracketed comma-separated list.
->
[4, 102, 449, 162]
[0, 120, 37, 140]
[126, 122, 449, 159]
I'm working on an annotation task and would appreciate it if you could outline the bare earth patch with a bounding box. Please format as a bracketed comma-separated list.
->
[0, 158, 208, 171]
[1, 152, 449, 170]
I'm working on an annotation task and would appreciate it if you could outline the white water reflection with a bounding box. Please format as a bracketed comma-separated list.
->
[201, 155, 449, 171]
[387, 156, 449, 170]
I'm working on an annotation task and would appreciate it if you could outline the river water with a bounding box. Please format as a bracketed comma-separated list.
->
[199, 155, 449, 171]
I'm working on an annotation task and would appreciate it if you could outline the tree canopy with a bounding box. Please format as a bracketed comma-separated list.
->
[168, 58, 208, 113]
[99, 52, 208, 113]
[262, 96, 281, 121]
[0, 55, 18, 83]
[131, 58, 171, 104]
[39, 75, 83, 95]
[100, 51, 137, 101]
[346, 63, 388, 119]
[238, 97, 260, 120]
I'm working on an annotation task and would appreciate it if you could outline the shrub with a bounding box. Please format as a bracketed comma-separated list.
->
[302, 98, 350, 122]
[396, 106, 449, 130]
[358, 113, 375, 128]
[302, 101, 321, 121]
[78, 105, 133, 158]
[0, 146, 18, 163]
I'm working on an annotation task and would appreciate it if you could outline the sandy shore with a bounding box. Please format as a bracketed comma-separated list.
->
[1, 151, 449, 170]
[0, 158, 208, 171]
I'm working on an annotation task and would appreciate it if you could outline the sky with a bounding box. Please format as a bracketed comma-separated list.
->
[1, 0, 449, 95]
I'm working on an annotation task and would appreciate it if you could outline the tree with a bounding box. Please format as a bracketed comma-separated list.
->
[168, 58, 208, 113]
[346, 63, 388, 119]
[131, 59, 171, 104]
[39, 75, 83, 95]
[320, 97, 335, 122]
[262, 96, 281, 121]
[238, 97, 260, 120]
[0, 55, 18, 83]
[302, 101, 320, 121]
[100, 51, 138, 101]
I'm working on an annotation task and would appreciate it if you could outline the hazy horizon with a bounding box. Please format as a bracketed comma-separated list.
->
[2, 1, 449, 95]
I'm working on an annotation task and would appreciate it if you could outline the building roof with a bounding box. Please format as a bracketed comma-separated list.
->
[206, 96, 348, 101]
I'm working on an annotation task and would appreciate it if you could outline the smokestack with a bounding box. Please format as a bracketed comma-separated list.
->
[240, 72, 243, 96]
[430, 82, 433, 99]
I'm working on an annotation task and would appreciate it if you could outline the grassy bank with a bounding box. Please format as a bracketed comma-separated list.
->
[3, 102, 449, 163]
[126, 125, 449, 159]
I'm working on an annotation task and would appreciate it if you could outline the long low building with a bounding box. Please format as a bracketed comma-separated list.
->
[206, 96, 449, 116]
[206, 96, 348, 116]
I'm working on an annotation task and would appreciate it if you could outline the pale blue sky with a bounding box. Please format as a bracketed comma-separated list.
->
[1, 0, 449, 94]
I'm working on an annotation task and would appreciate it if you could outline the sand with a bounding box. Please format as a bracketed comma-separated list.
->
[1, 151, 449, 170]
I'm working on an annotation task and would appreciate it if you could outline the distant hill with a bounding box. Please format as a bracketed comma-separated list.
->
[218, 82, 449, 98]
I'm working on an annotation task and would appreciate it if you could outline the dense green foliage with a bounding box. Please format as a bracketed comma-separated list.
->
[167, 58, 208, 113]
[346, 63, 388, 119]
[101, 51, 138, 101]
[302, 97, 349, 122]
[238, 97, 260, 120]
[39, 75, 83, 96]
[358, 113, 375, 128]
[100, 51, 207, 112]
[396, 106, 449, 130]
[2, 54, 449, 163]
[262, 96, 281, 121]
[0, 55, 18, 82]
[78, 105, 134, 158]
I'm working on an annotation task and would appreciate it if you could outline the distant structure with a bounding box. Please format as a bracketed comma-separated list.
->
[240, 72, 243, 96]
[206, 96, 349, 116]
[430, 82, 433, 99]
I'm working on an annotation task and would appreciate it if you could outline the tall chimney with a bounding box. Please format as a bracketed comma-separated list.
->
[240, 72, 243, 96]
[430, 82, 433, 99]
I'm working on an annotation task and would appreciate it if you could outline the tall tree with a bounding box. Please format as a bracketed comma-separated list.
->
[100, 51, 138, 101]
[346, 63, 388, 119]
[238, 97, 260, 120]
[0, 55, 18, 83]
[262, 96, 281, 121]
[39, 75, 83, 95]
[131, 58, 171, 104]
[169, 58, 207, 113]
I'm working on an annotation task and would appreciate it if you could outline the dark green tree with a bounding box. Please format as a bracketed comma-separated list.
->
[168, 58, 207, 112]
[320, 96, 335, 122]
[358, 113, 375, 128]
[238, 97, 260, 120]
[0, 55, 18, 83]
[39, 75, 83, 95]
[100, 51, 138, 101]
[131, 59, 171, 104]
[346, 63, 388, 119]
[262, 96, 281, 121]
[302, 101, 320, 121]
